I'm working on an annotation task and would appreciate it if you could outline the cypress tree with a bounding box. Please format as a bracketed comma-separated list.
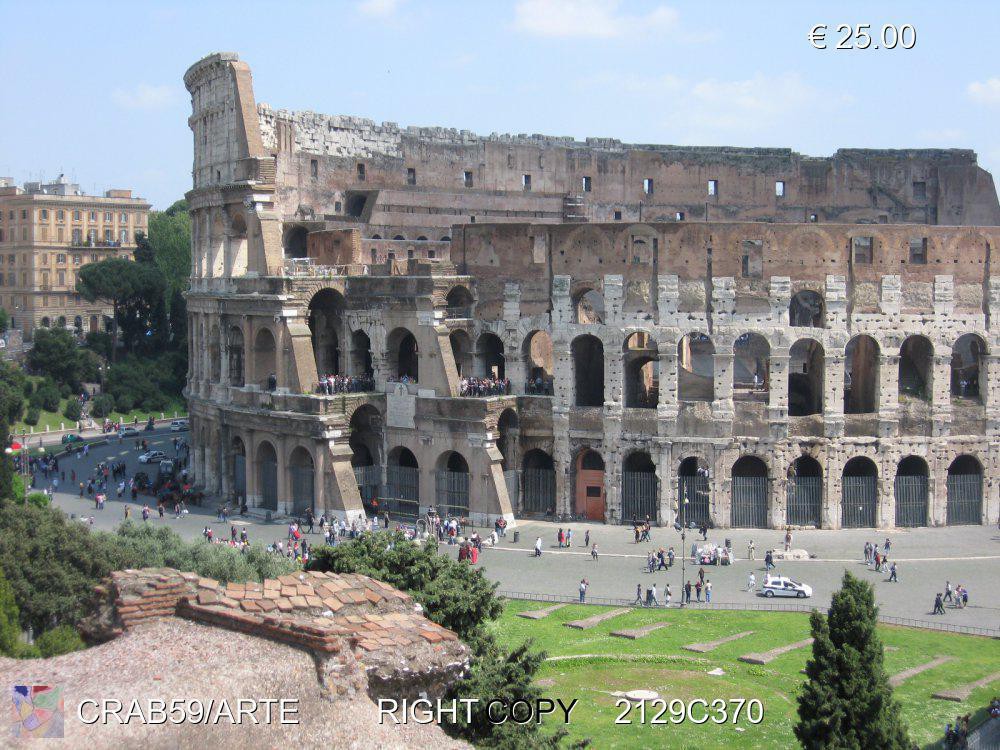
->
[0, 566, 20, 656]
[796, 571, 911, 749]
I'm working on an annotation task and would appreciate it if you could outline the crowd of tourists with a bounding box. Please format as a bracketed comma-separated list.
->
[525, 376, 553, 395]
[315, 374, 375, 395]
[460, 376, 510, 397]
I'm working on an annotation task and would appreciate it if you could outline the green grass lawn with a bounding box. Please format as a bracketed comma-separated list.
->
[14, 395, 187, 435]
[493, 600, 1000, 749]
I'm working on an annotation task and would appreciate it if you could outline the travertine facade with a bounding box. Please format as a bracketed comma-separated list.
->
[184, 52, 999, 529]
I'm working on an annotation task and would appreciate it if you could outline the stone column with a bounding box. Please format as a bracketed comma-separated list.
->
[277, 436, 291, 515]
[879, 351, 900, 437]
[712, 351, 735, 423]
[603, 445, 622, 525]
[823, 456, 841, 530]
[657, 349, 679, 432]
[878, 473, 894, 529]
[553, 408, 571, 516]
[931, 352, 952, 436]
[983, 355, 1000, 436]
[825, 352, 846, 438]
[768, 348, 790, 438]
[313, 440, 326, 516]
[604, 331, 623, 407]
[219, 319, 231, 388]
[503, 283, 524, 392]
[245, 430, 259, 508]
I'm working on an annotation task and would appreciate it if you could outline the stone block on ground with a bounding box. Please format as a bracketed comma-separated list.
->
[517, 603, 568, 620]
[683, 631, 754, 653]
[932, 671, 1000, 701]
[738, 638, 813, 665]
[610, 622, 669, 639]
[564, 607, 630, 630]
[888, 655, 954, 687]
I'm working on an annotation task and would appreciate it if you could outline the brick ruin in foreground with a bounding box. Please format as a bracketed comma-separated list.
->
[183, 52, 1000, 530]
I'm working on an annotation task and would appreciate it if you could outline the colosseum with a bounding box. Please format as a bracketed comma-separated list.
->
[183, 52, 1000, 531]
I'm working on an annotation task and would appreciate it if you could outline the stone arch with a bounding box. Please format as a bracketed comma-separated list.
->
[787, 455, 823, 526]
[308, 288, 345, 375]
[788, 338, 824, 416]
[287, 445, 315, 515]
[841, 456, 878, 528]
[387, 327, 418, 380]
[209, 323, 221, 382]
[952, 333, 987, 402]
[445, 285, 474, 318]
[845, 335, 879, 414]
[733, 332, 770, 399]
[574, 448, 605, 522]
[255, 440, 278, 511]
[522, 330, 553, 393]
[497, 408, 518, 470]
[228, 326, 245, 386]
[895, 455, 929, 527]
[350, 329, 374, 378]
[476, 332, 506, 379]
[435, 450, 470, 516]
[946, 454, 983, 525]
[677, 456, 711, 527]
[623, 331, 658, 408]
[230, 436, 247, 501]
[789, 290, 825, 327]
[731, 455, 769, 528]
[571, 334, 604, 406]
[678, 333, 714, 401]
[572, 287, 605, 325]
[253, 327, 277, 389]
[898, 335, 933, 402]
[622, 450, 657, 524]
[521, 448, 555, 516]
[283, 225, 308, 258]
[386, 446, 420, 509]
[449, 329, 473, 378]
[348, 404, 382, 468]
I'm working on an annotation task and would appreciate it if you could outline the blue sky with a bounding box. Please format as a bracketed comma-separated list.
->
[2, 0, 999, 209]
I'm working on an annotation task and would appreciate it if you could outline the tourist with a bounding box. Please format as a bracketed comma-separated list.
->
[591, 543, 599, 562]
[699, 523, 708, 541]
[566, 528, 573, 546]
[579, 578, 588, 603]
[667, 546, 675, 568]
[684, 580, 692, 604]
[647, 551, 656, 574]
[764, 550, 775, 572]
[698, 566, 706, 584]
[534, 537, 542, 557]
[664, 583, 671, 607]
[883, 537, 891, 555]
[888, 562, 898, 582]
[695, 579, 703, 602]
[747, 539, 756, 560]
[633, 583, 644, 606]
[584, 529, 590, 548]
[944, 581, 953, 602]
[656, 548, 667, 571]
[705, 580, 712, 603]
[557, 528, 564, 548]
[747, 571, 756, 592]
[784, 528, 792, 552]
[933, 593, 946, 615]
[646, 584, 659, 607]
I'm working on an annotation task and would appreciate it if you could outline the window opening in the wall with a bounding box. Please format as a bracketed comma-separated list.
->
[708, 179, 718, 196]
[310, 159, 318, 179]
[775, 181, 785, 197]
[643, 178, 654, 195]
[522, 174, 532, 191]
[912, 181, 926, 200]
[582, 176, 592, 192]
[909, 237, 928, 264]
[614, 210, 622, 221]
[852, 236, 874, 264]
[675, 212, 685, 221]
[407, 167, 416, 186]
[741, 240, 763, 278]
[357, 163, 366, 181]
[463, 171, 473, 188]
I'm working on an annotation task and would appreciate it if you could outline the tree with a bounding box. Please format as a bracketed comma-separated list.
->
[0, 566, 19, 656]
[76, 259, 165, 361]
[27, 328, 86, 388]
[35, 624, 85, 657]
[0, 307, 9, 333]
[795, 572, 911, 749]
[168, 287, 187, 348]
[146, 200, 191, 296]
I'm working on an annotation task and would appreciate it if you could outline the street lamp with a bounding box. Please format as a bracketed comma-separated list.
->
[673, 491, 689, 608]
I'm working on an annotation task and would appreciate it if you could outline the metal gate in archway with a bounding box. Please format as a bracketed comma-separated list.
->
[259, 458, 278, 511]
[947, 474, 982, 525]
[233, 454, 246, 498]
[385, 465, 420, 519]
[678, 475, 710, 527]
[436, 470, 470, 517]
[841, 476, 877, 528]
[622, 471, 658, 524]
[894, 475, 928, 527]
[731, 476, 768, 528]
[353, 465, 381, 504]
[787, 477, 822, 526]
[289, 465, 314, 515]
[522, 469, 555, 514]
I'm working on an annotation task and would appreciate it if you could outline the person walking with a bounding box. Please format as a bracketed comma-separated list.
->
[664, 583, 672, 607]
[579, 578, 588, 603]
[883, 537, 891, 555]
[933, 592, 946, 615]
[695, 580, 703, 602]
[557, 528, 564, 548]
[633, 583, 644, 606]
[698, 566, 706, 584]
[591, 543, 599, 561]
[566, 528, 573, 547]
[684, 580, 692, 604]
[667, 547, 675, 568]
[705, 580, 713, 603]
[584, 529, 590, 548]
[747, 539, 756, 560]
[944, 581, 953, 602]
[764, 550, 774, 572]
[747, 571, 756, 592]
[784, 528, 793, 552]
[534, 537, 542, 557]
[647, 583, 659, 607]
[888, 562, 898, 582]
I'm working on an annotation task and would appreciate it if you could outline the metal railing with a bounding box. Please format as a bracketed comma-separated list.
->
[497, 590, 1000, 638]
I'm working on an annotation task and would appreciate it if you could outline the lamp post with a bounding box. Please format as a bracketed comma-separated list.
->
[6, 441, 42, 502]
[673, 490, 689, 608]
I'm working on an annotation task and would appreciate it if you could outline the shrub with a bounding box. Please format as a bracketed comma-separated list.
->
[59, 383, 72, 399]
[30, 381, 60, 412]
[21, 380, 33, 398]
[63, 400, 82, 421]
[90, 393, 114, 418]
[0, 567, 19, 656]
[24, 492, 49, 509]
[23, 407, 39, 426]
[35, 624, 85, 657]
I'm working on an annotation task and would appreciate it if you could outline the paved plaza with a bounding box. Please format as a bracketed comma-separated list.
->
[42, 429, 1000, 631]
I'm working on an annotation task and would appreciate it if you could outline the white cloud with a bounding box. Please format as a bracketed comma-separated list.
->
[513, 0, 678, 39]
[111, 84, 182, 111]
[967, 78, 1000, 106]
[358, 0, 403, 18]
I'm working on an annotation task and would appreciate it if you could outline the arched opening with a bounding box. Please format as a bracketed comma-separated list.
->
[89, 315, 99, 333]
[387, 327, 418, 381]
[284, 226, 308, 258]
[73, 315, 82, 332]
[308, 289, 344, 376]
[253, 328, 277, 390]
[435, 451, 470, 517]
[497, 408, 518, 470]
[946, 455, 983, 525]
[40, 317, 49, 328]
[393, 234, 405, 241]
[350, 330, 374, 379]
[787, 455, 822, 526]
[573, 288, 605, 325]
[841, 457, 878, 528]
[523, 330, 553, 394]
[449, 329, 473, 379]
[623, 332, 658, 408]
[572, 335, 604, 406]
[521, 449, 555, 516]
[371, 234, 382, 240]
[898, 335, 933, 402]
[733, 333, 770, 400]
[731, 455, 769, 528]
[229, 213, 248, 275]
[439, 235, 451, 242]
[416, 236, 428, 242]
[895, 456, 929, 527]
[678, 333, 715, 402]
[228, 327, 245, 387]
[788, 339, 824, 416]
[845, 335, 879, 414]
[952, 333, 986, 403]
[349, 405, 382, 510]
[445, 286, 473, 318]
[622, 451, 657, 524]
[574, 449, 605, 522]
[56, 315, 66, 328]
[209, 324, 221, 382]
[476, 332, 506, 379]
[677, 457, 711, 527]
[256, 441, 278, 511]
[288, 446, 315, 516]
[386, 446, 419, 518]
[231, 437, 246, 501]
[789, 290, 825, 327]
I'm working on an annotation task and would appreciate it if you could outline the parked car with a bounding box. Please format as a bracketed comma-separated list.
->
[170, 420, 189, 432]
[760, 576, 812, 599]
[138, 450, 166, 464]
[119, 427, 138, 437]
[61, 434, 84, 446]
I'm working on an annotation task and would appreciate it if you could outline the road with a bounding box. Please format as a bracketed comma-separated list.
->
[42, 432, 1000, 631]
